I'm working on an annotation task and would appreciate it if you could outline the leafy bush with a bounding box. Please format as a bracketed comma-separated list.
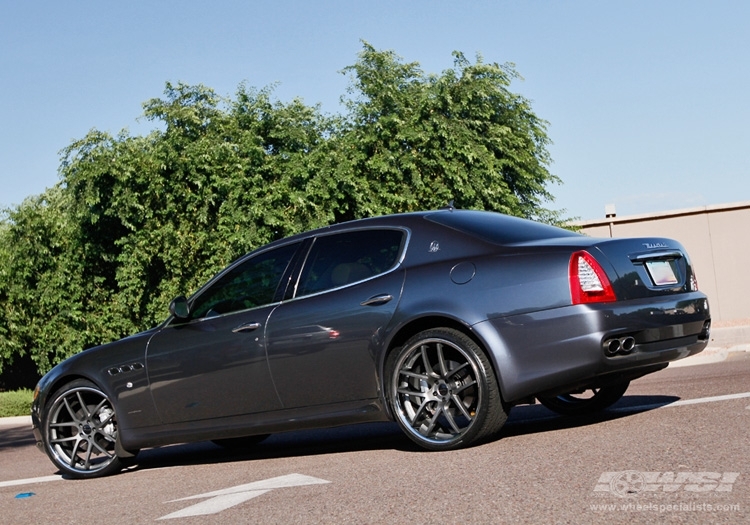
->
[0, 389, 33, 418]
[0, 43, 563, 377]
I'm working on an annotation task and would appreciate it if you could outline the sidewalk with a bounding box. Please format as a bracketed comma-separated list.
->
[670, 324, 750, 367]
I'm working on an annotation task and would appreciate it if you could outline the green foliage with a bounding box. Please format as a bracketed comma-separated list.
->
[0, 389, 33, 418]
[317, 43, 561, 223]
[0, 43, 563, 376]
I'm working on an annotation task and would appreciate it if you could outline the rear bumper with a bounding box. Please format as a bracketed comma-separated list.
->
[473, 292, 710, 403]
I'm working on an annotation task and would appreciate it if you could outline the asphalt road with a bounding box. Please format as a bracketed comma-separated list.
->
[2, 354, 748, 524]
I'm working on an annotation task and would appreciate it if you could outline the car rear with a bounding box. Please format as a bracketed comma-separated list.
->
[575, 237, 711, 355]
[420, 211, 711, 404]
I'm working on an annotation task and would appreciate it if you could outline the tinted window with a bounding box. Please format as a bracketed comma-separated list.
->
[297, 229, 404, 296]
[190, 243, 299, 319]
[426, 210, 580, 245]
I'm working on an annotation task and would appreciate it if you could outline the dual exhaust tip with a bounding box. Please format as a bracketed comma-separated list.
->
[603, 336, 636, 356]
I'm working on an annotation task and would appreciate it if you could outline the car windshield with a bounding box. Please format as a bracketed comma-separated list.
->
[425, 210, 580, 245]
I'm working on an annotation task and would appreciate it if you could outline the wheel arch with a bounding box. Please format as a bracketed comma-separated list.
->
[37, 373, 133, 454]
[41, 373, 106, 407]
[380, 315, 505, 418]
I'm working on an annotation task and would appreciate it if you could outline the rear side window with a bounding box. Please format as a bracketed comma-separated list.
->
[297, 229, 404, 296]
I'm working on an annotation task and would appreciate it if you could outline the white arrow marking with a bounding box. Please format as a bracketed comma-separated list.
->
[158, 490, 271, 520]
[158, 473, 330, 520]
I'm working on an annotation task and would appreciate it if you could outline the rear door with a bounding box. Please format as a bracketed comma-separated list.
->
[265, 229, 406, 408]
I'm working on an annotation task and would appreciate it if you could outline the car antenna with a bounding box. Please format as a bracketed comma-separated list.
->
[442, 200, 456, 211]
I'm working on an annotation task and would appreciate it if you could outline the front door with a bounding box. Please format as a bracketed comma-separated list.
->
[146, 241, 300, 424]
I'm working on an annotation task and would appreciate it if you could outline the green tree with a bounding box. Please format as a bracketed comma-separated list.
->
[0, 188, 112, 374]
[62, 82, 333, 330]
[315, 42, 561, 223]
[0, 43, 563, 377]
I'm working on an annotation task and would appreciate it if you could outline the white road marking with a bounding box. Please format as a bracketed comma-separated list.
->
[0, 475, 63, 488]
[158, 491, 271, 519]
[4, 393, 748, 494]
[515, 391, 750, 424]
[610, 391, 750, 414]
[157, 473, 330, 520]
[665, 391, 750, 407]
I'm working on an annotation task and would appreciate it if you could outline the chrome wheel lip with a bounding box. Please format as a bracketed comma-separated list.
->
[391, 337, 484, 446]
[45, 386, 118, 475]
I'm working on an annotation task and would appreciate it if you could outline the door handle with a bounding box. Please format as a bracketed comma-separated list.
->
[232, 322, 261, 333]
[360, 294, 393, 307]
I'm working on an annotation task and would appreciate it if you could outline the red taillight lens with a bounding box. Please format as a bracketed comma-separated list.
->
[569, 250, 617, 304]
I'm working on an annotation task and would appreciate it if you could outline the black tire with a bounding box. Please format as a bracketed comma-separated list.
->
[386, 328, 508, 451]
[211, 434, 270, 449]
[537, 381, 630, 416]
[42, 379, 127, 479]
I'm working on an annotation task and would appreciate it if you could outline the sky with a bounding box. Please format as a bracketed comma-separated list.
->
[2, 0, 749, 221]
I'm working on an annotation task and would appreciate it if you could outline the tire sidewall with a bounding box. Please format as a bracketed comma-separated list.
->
[43, 378, 124, 479]
[385, 328, 493, 451]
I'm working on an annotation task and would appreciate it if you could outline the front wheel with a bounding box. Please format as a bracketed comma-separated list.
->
[537, 381, 630, 416]
[42, 379, 128, 479]
[386, 328, 507, 451]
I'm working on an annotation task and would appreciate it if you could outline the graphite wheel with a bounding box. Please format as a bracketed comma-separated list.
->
[387, 328, 507, 451]
[43, 379, 126, 479]
[537, 381, 630, 416]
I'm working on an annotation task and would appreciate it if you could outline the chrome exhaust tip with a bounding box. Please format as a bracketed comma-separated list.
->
[619, 336, 636, 353]
[603, 336, 636, 356]
[603, 338, 621, 356]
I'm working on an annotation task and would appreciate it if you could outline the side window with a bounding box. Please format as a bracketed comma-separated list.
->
[297, 229, 404, 296]
[190, 242, 299, 319]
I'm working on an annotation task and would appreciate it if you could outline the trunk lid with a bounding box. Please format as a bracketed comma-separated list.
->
[590, 237, 698, 300]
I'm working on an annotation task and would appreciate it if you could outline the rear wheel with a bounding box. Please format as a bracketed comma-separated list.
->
[42, 379, 129, 478]
[386, 328, 507, 451]
[537, 381, 630, 416]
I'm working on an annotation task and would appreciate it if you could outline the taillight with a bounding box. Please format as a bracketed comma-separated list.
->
[569, 250, 617, 304]
[689, 272, 699, 291]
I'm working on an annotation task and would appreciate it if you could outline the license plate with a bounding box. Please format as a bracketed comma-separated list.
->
[645, 260, 679, 286]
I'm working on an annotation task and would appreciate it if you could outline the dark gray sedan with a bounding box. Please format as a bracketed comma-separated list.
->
[31, 209, 710, 478]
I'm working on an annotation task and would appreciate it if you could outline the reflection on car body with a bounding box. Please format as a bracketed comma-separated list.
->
[31, 209, 710, 478]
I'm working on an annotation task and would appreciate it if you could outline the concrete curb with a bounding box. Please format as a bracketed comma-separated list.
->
[669, 344, 749, 367]
[0, 415, 31, 428]
[670, 325, 750, 368]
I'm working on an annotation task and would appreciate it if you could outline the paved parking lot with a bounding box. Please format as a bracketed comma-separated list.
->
[2, 353, 748, 524]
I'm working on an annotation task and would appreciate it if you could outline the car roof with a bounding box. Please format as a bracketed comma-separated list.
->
[274, 208, 578, 245]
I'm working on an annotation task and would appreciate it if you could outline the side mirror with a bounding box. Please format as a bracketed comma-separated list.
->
[169, 296, 190, 319]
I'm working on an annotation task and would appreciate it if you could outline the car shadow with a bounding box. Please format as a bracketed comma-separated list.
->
[127, 394, 681, 474]
[499, 394, 681, 438]
[130, 421, 416, 473]
[0, 425, 36, 450]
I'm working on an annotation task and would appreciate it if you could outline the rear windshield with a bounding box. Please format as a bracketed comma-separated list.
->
[425, 210, 580, 245]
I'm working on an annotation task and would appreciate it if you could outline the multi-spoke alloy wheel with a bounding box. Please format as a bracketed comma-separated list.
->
[537, 381, 630, 416]
[43, 379, 124, 478]
[387, 328, 507, 450]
